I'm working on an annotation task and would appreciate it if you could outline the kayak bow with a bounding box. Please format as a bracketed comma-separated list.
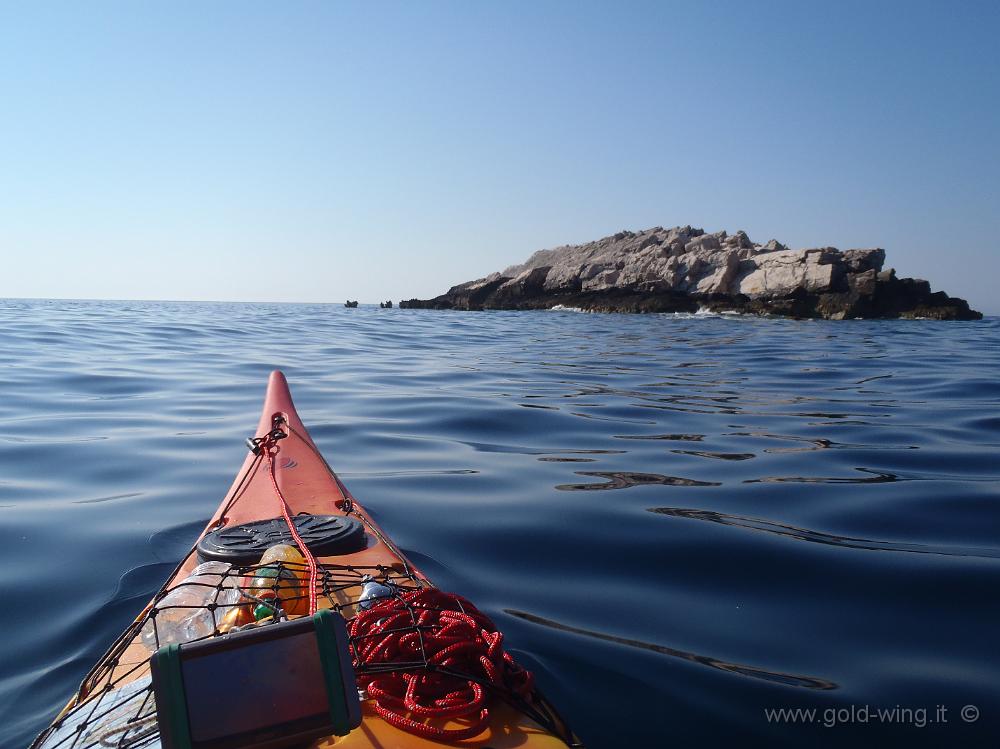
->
[31, 371, 578, 749]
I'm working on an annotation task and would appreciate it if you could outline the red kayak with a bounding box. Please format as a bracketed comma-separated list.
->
[31, 371, 579, 749]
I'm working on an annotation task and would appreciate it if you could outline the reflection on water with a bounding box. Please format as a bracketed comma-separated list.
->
[1, 301, 998, 747]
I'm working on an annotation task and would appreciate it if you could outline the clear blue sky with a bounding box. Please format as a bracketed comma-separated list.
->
[1, 2, 998, 311]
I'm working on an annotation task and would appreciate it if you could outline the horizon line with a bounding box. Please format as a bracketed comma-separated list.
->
[2, 295, 996, 318]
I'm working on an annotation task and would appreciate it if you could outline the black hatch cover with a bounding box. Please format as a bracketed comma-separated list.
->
[197, 514, 366, 565]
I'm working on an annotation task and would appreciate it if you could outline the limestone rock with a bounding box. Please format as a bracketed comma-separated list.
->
[736, 248, 842, 297]
[399, 225, 981, 320]
[843, 249, 885, 273]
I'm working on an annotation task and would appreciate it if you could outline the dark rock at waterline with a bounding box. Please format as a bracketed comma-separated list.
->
[400, 226, 982, 320]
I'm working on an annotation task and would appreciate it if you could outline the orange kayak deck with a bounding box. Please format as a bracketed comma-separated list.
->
[31, 371, 578, 749]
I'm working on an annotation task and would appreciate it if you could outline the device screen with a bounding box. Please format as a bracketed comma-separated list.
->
[180, 627, 329, 743]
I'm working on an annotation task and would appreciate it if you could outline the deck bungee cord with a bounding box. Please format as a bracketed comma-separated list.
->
[255, 416, 321, 615]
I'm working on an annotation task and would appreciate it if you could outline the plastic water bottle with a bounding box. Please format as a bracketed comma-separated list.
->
[141, 561, 240, 647]
[359, 579, 397, 610]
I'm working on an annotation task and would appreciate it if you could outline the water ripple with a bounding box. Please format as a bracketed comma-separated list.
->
[614, 433, 706, 441]
[556, 471, 721, 490]
[745, 468, 900, 484]
[505, 609, 838, 691]
[671, 449, 756, 461]
[1, 302, 998, 748]
[649, 507, 1000, 559]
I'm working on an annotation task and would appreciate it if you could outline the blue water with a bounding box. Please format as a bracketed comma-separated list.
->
[1, 299, 998, 748]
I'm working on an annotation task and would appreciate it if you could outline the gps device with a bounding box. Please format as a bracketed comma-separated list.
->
[150, 609, 361, 749]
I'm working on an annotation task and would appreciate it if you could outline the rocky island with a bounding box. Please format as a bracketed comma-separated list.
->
[400, 226, 981, 320]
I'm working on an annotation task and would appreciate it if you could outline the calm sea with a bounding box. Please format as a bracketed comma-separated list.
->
[1, 299, 998, 748]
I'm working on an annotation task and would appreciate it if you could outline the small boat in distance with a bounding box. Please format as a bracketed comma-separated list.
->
[344, 300, 359, 308]
[379, 300, 393, 308]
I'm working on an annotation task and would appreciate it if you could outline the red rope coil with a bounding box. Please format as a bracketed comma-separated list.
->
[350, 589, 535, 741]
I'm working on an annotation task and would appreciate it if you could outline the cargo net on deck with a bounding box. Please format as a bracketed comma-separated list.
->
[31, 560, 577, 748]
